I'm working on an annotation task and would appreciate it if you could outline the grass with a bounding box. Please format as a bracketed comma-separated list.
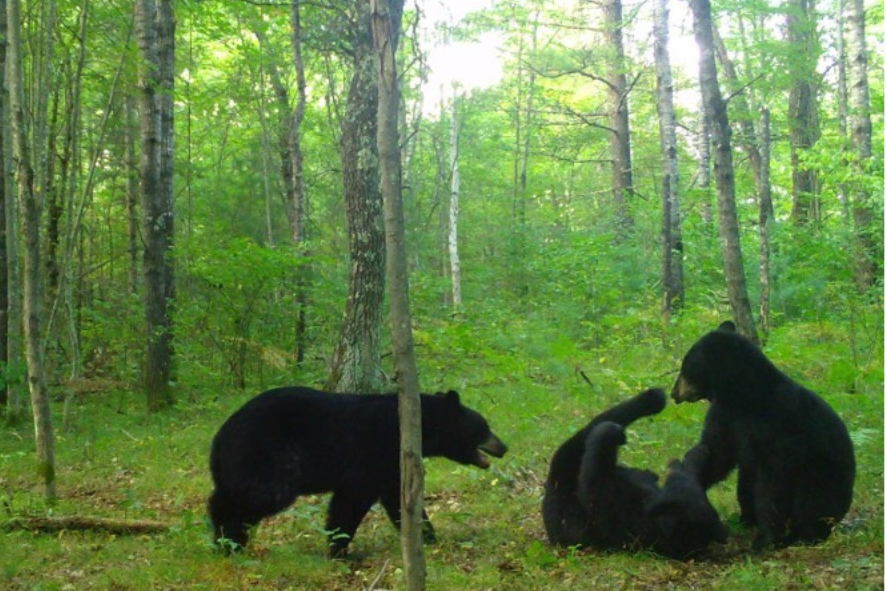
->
[1, 322, 883, 590]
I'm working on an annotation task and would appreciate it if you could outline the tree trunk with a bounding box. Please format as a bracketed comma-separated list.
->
[845, 0, 876, 288]
[653, 0, 683, 319]
[371, 1, 425, 589]
[691, 0, 758, 345]
[602, 0, 634, 235]
[125, 93, 139, 295]
[712, 27, 766, 208]
[696, 98, 713, 225]
[787, 0, 821, 224]
[1, 0, 23, 422]
[289, 0, 309, 364]
[8, 0, 57, 499]
[135, 0, 175, 411]
[759, 108, 773, 341]
[448, 88, 461, 309]
[0, 0, 7, 412]
[327, 2, 385, 393]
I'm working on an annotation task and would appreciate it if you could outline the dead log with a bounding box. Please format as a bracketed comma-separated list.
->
[3, 515, 169, 535]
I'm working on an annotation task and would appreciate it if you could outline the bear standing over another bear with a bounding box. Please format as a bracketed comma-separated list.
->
[673, 321, 856, 550]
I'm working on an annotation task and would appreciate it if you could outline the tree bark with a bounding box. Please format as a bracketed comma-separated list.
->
[845, 0, 876, 288]
[787, 0, 821, 223]
[653, 0, 683, 319]
[448, 88, 461, 309]
[135, 0, 175, 411]
[602, 0, 634, 235]
[759, 108, 773, 341]
[1, 0, 23, 422]
[691, 0, 758, 345]
[370, 1, 425, 589]
[327, 2, 385, 393]
[8, 0, 57, 499]
[289, 0, 309, 364]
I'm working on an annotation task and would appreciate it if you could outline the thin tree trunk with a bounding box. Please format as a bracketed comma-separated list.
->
[759, 108, 773, 341]
[1, 0, 23, 422]
[845, 0, 876, 288]
[327, 2, 385, 393]
[712, 27, 766, 206]
[696, 98, 713, 225]
[602, 0, 634, 235]
[448, 88, 461, 309]
[836, 0, 851, 223]
[135, 0, 175, 411]
[371, 1, 425, 589]
[289, 0, 308, 364]
[654, 0, 683, 318]
[691, 0, 758, 345]
[0, 0, 7, 412]
[125, 93, 139, 295]
[787, 0, 821, 223]
[8, 0, 57, 499]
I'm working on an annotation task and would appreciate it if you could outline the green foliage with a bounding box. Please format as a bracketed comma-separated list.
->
[1, 316, 882, 590]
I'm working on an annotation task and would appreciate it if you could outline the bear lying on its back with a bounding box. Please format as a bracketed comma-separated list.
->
[208, 386, 507, 558]
[673, 321, 856, 549]
[543, 388, 728, 559]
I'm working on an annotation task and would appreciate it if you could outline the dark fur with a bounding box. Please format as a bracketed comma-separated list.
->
[208, 386, 507, 557]
[542, 389, 728, 558]
[672, 321, 856, 549]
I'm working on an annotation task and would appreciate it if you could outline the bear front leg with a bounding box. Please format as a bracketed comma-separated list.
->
[379, 488, 437, 544]
[325, 491, 378, 559]
[751, 477, 792, 551]
[736, 465, 758, 526]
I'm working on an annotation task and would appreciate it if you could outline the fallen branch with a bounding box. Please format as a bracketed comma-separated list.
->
[3, 516, 169, 535]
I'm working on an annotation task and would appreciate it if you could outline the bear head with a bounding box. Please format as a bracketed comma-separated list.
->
[672, 320, 772, 404]
[646, 449, 729, 559]
[428, 390, 508, 469]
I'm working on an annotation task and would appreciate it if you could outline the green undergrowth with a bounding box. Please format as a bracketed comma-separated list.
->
[1, 319, 883, 590]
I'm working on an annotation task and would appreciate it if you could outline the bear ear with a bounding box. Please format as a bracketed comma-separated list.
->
[717, 320, 737, 332]
[442, 390, 461, 405]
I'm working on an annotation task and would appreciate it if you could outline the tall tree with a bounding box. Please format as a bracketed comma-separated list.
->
[371, 0, 425, 588]
[787, 0, 822, 223]
[448, 87, 462, 309]
[653, 0, 683, 318]
[845, 0, 876, 288]
[327, 2, 386, 393]
[135, 0, 176, 410]
[289, 0, 309, 363]
[691, 0, 758, 344]
[8, 0, 56, 498]
[601, 0, 634, 234]
[759, 108, 774, 340]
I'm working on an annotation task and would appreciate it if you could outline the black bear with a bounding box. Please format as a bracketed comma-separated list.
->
[208, 386, 507, 557]
[542, 388, 728, 559]
[672, 321, 856, 550]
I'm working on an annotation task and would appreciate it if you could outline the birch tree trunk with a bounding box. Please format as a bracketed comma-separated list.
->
[8, 0, 56, 499]
[327, 2, 385, 393]
[602, 0, 634, 235]
[653, 0, 683, 319]
[691, 0, 758, 345]
[371, 0, 425, 589]
[135, 0, 176, 411]
[448, 88, 461, 309]
[845, 0, 876, 288]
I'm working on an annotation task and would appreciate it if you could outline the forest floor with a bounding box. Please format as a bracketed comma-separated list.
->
[0, 328, 883, 590]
